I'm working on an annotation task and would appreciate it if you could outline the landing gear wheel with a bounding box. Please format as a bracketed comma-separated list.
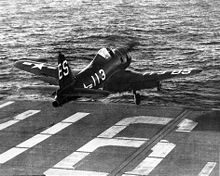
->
[52, 101, 59, 107]
[133, 91, 141, 105]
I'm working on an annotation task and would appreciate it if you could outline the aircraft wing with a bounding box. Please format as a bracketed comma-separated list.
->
[14, 60, 78, 85]
[103, 68, 202, 92]
[15, 60, 58, 78]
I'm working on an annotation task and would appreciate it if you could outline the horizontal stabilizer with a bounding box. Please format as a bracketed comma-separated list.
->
[18, 85, 58, 96]
[18, 85, 58, 91]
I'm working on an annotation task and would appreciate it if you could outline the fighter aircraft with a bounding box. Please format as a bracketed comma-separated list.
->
[15, 44, 202, 107]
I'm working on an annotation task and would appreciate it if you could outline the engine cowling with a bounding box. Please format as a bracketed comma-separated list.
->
[113, 47, 132, 69]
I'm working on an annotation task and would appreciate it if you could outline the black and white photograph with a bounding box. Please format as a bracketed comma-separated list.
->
[0, 0, 219, 175]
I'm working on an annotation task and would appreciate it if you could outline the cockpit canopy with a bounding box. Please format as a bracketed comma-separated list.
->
[97, 48, 114, 60]
[96, 47, 131, 67]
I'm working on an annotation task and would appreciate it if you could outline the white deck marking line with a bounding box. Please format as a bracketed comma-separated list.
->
[0, 112, 89, 164]
[176, 118, 198, 132]
[44, 169, 108, 176]
[40, 122, 71, 135]
[0, 120, 18, 131]
[125, 158, 163, 176]
[14, 110, 40, 120]
[54, 151, 90, 169]
[44, 138, 144, 176]
[149, 142, 176, 158]
[17, 134, 50, 148]
[98, 116, 172, 139]
[198, 162, 217, 176]
[45, 115, 172, 176]
[0, 101, 14, 109]
[77, 138, 145, 153]
[0, 148, 28, 164]
[125, 142, 176, 175]
[98, 125, 127, 138]
[115, 116, 172, 126]
[0, 110, 40, 131]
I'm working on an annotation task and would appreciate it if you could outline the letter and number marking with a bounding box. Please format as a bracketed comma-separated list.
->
[58, 60, 69, 80]
[84, 69, 106, 89]
[144, 69, 193, 76]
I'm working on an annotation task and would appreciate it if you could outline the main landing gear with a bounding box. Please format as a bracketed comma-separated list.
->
[133, 90, 141, 105]
[157, 81, 162, 91]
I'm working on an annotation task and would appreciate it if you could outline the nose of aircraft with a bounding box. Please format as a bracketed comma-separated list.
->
[114, 41, 139, 54]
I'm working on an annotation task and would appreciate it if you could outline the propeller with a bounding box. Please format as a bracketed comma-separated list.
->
[125, 41, 140, 52]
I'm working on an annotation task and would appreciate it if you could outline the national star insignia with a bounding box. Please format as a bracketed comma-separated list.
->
[31, 63, 45, 70]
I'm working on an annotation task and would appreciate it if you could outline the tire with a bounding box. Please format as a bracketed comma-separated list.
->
[52, 101, 59, 107]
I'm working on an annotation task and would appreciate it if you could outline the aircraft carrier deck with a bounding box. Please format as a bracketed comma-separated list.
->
[0, 100, 219, 176]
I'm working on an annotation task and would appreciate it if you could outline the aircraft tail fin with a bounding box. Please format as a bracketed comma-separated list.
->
[57, 52, 76, 89]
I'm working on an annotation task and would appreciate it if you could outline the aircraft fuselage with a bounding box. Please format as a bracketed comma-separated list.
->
[73, 47, 131, 90]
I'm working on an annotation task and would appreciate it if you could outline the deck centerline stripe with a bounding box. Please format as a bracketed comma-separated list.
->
[40, 122, 72, 135]
[14, 110, 40, 120]
[0, 101, 14, 109]
[16, 134, 51, 148]
[0, 112, 89, 164]
[0, 110, 40, 131]
[0, 120, 18, 131]
[0, 148, 27, 164]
